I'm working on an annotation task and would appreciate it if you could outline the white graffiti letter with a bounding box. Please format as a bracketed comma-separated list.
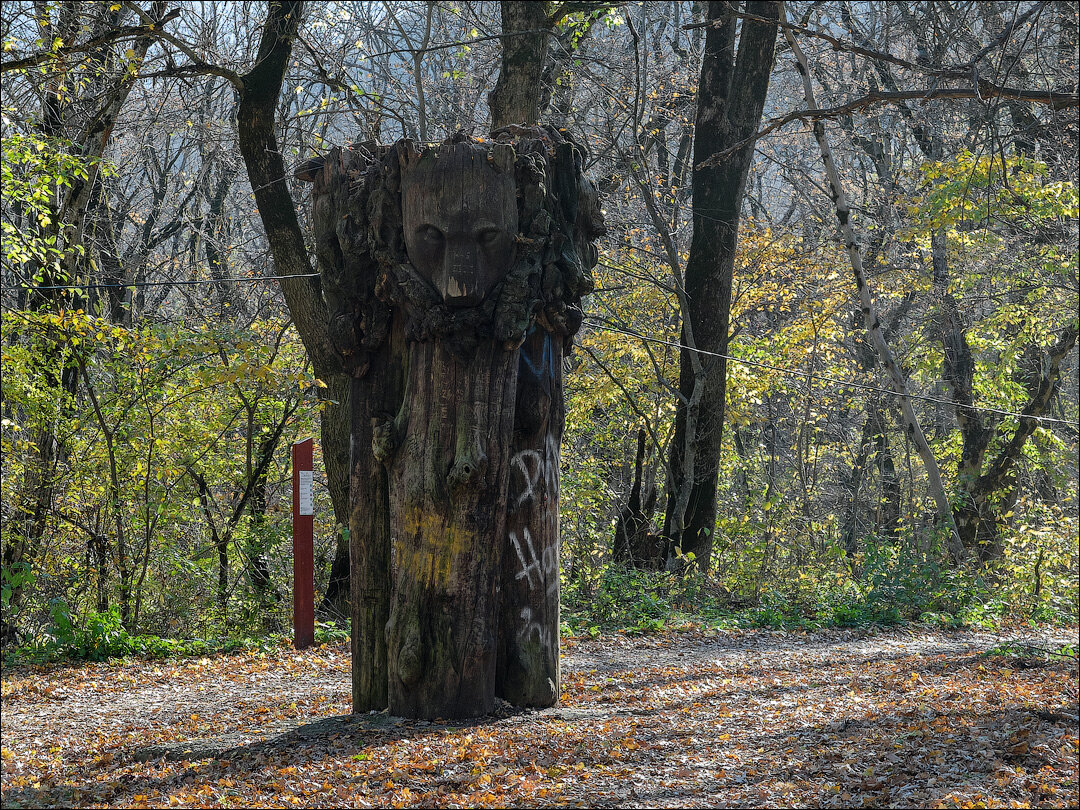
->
[510, 528, 543, 589]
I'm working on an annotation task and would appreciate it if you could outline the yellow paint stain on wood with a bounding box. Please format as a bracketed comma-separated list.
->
[397, 506, 474, 589]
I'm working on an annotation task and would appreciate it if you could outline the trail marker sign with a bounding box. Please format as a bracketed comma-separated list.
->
[292, 438, 315, 650]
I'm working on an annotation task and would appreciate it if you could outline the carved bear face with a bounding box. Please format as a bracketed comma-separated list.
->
[401, 144, 518, 308]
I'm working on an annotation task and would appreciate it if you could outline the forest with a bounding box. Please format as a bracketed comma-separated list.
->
[1, 1, 1078, 807]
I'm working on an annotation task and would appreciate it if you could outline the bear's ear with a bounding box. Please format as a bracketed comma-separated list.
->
[294, 155, 326, 182]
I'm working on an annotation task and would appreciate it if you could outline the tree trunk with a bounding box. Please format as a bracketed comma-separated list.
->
[954, 324, 1078, 560]
[315, 373, 352, 621]
[486, 5, 608, 705]
[497, 326, 563, 705]
[348, 334, 403, 710]
[488, 2, 561, 708]
[385, 339, 519, 718]
[380, 138, 536, 719]
[489, 1, 552, 129]
[235, 0, 354, 622]
[613, 428, 662, 568]
[662, 1, 780, 572]
[301, 130, 602, 717]
[492, 134, 603, 707]
[249, 432, 282, 630]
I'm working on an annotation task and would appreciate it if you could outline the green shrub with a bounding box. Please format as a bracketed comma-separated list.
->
[0, 599, 278, 666]
[314, 620, 350, 644]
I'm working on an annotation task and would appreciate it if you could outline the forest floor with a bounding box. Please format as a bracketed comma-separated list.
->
[2, 626, 1077, 808]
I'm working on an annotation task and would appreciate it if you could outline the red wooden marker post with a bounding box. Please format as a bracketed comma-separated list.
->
[292, 438, 315, 650]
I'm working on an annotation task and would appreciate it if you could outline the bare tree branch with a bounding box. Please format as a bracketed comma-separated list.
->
[0, 10, 180, 74]
[699, 83, 1079, 169]
[121, 0, 244, 91]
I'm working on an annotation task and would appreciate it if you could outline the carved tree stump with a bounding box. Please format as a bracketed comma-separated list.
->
[298, 128, 604, 719]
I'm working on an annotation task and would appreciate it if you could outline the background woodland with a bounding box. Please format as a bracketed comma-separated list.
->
[1, 0, 1077, 658]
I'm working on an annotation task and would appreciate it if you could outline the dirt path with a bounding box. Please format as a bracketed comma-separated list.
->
[3, 626, 1077, 807]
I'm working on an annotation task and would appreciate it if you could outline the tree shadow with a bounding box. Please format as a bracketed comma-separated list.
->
[5, 631, 1072, 808]
[3, 706, 543, 808]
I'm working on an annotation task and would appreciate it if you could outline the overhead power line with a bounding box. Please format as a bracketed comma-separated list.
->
[3, 274, 320, 292]
[3, 280, 1073, 430]
[582, 316, 1080, 431]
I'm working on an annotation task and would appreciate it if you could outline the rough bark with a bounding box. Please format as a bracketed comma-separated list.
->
[498, 325, 564, 704]
[487, 5, 611, 705]
[385, 338, 519, 718]
[387, 139, 528, 718]
[489, 2, 552, 129]
[495, 132, 603, 707]
[490, 3, 574, 707]
[662, 0, 780, 572]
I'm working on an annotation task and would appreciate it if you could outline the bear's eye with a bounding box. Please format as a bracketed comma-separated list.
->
[477, 228, 502, 246]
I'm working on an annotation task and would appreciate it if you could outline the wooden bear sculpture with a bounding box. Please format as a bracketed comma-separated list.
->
[297, 128, 604, 719]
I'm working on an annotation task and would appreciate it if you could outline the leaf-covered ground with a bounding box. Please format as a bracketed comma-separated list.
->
[2, 627, 1077, 808]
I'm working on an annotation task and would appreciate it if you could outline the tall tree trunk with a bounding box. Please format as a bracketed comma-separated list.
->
[496, 132, 603, 707]
[350, 333, 402, 711]
[302, 130, 601, 717]
[489, 1, 552, 129]
[234, 0, 353, 621]
[662, 1, 780, 573]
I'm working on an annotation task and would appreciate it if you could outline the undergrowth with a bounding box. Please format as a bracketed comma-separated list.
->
[5, 554, 1074, 667]
[560, 557, 1079, 637]
[0, 600, 350, 668]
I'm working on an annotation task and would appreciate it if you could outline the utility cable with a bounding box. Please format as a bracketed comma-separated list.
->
[3, 274, 320, 292]
[3, 277, 1074, 429]
[582, 316, 1080, 430]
